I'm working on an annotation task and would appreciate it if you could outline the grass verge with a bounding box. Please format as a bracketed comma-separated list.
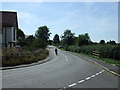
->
[80, 53, 120, 67]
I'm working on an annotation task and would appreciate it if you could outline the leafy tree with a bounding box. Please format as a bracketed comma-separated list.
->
[61, 30, 75, 46]
[48, 40, 53, 45]
[16, 29, 26, 47]
[100, 39, 105, 44]
[33, 38, 46, 49]
[53, 34, 60, 45]
[26, 35, 35, 41]
[76, 33, 91, 46]
[35, 26, 51, 48]
[107, 40, 116, 45]
[17, 29, 25, 40]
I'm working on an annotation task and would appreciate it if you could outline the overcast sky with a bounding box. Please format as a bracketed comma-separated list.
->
[1, 2, 118, 42]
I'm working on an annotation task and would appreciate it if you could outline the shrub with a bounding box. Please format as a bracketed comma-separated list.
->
[2, 48, 49, 67]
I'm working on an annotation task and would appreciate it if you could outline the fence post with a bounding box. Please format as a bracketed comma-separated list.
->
[92, 51, 100, 58]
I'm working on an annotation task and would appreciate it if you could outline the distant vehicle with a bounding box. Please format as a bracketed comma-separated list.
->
[15, 45, 21, 48]
[58, 45, 63, 49]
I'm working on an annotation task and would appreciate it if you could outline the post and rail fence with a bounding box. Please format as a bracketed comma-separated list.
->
[92, 51, 100, 58]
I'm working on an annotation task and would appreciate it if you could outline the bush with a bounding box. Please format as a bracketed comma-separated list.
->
[2, 48, 49, 67]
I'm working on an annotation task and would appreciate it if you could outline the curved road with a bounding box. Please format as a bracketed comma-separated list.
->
[2, 46, 118, 89]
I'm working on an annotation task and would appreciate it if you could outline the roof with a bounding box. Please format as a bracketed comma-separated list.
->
[0, 11, 18, 29]
[25, 35, 30, 39]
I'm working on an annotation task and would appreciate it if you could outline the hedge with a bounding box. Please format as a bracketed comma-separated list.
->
[66, 44, 120, 60]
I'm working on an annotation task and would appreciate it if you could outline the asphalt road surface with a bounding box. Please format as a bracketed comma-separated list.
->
[2, 46, 119, 89]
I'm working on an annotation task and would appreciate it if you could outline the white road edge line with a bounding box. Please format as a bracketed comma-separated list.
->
[78, 80, 85, 83]
[68, 83, 76, 87]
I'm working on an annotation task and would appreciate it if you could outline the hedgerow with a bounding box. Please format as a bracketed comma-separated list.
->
[66, 44, 120, 60]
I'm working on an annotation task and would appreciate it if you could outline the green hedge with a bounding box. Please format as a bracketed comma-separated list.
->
[66, 44, 120, 60]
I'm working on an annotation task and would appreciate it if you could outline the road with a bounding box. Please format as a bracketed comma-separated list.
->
[2, 46, 119, 89]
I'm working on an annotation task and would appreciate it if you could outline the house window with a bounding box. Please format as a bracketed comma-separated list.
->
[13, 28, 16, 41]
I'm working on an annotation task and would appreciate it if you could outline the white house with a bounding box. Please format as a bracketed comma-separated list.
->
[0, 11, 18, 48]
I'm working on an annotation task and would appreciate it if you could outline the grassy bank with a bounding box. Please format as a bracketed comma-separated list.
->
[80, 53, 120, 67]
[2, 48, 49, 67]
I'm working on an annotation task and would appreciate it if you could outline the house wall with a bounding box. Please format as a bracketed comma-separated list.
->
[0, 34, 2, 49]
[2, 27, 17, 48]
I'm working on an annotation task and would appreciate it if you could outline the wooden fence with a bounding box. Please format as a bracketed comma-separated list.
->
[92, 51, 100, 58]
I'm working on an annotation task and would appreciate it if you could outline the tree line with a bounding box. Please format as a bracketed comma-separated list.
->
[53, 29, 117, 47]
[17, 26, 117, 49]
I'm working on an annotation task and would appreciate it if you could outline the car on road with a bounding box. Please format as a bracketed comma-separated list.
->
[58, 45, 63, 49]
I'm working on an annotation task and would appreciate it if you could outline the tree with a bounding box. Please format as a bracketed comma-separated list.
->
[26, 35, 35, 41]
[48, 40, 53, 45]
[107, 40, 116, 45]
[100, 39, 105, 44]
[17, 29, 25, 40]
[61, 30, 75, 46]
[76, 33, 91, 46]
[16, 29, 26, 47]
[53, 34, 60, 45]
[35, 26, 51, 48]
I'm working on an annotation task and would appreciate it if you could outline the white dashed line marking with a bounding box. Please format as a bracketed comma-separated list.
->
[85, 77, 91, 80]
[95, 73, 99, 76]
[91, 75, 95, 78]
[78, 80, 85, 83]
[102, 70, 105, 72]
[68, 83, 77, 87]
[63, 87, 66, 89]
[65, 56, 68, 61]
[61, 70, 105, 89]
[61, 53, 68, 62]
[99, 71, 102, 74]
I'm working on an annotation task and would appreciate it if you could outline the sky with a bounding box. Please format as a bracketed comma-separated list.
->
[1, 2, 118, 43]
